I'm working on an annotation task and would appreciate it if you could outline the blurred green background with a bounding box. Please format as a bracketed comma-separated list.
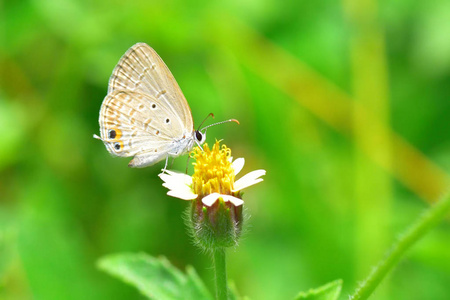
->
[1, 0, 450, 299]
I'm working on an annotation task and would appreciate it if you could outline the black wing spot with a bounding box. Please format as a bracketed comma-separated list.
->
[114, 142, 121, 150]
[108, 129, 116, 139]
[165, 118, 170, 124]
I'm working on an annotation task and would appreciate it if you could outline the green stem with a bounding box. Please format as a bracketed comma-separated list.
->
[213, 247, 228, 300]
[350, 194, 450, 300]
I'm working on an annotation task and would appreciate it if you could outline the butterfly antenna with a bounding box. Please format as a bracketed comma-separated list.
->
[196, 113, 215, 131]
[201, 119, 240, 132]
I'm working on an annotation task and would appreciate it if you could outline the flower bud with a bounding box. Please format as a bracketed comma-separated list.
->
[190, 194, 243, 250]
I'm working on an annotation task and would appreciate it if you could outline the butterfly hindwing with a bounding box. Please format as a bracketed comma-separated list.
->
[99, 90, 186, 161]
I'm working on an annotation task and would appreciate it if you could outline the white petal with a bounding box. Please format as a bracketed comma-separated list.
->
[201, 193, 244, 207]
[221, 195, 244, 206]
[202, 193, 221, 206]
[159, 176, 181, 191]
[159, 172, 196, 201]
[160, 176, 187, 190]
[231, 158, 245, 176]
[159, 172, 192, 191]
[161, 170, 192, 185]
[158, 173, 172, 184]
[167, 190, 197, 200]
[161, 181, 190, 195]
[232, 169, 266, 191]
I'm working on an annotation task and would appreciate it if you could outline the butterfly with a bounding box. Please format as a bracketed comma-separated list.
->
[94, 43, 237, 169]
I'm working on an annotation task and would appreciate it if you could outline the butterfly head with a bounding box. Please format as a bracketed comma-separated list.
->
[195, 130, 207, 145]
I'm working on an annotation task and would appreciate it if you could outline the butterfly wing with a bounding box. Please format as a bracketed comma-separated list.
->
[99, 90, 191, 167]
[108, 43, 194, 131]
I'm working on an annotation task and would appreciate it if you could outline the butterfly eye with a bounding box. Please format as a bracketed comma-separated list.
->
[195, 130, 203, 142]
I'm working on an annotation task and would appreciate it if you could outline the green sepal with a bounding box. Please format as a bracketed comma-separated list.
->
[189, 197, 243, 251]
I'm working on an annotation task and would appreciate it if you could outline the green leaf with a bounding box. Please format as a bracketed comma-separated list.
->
[295, 280, 343, 300]
[97, 253, 213, 300]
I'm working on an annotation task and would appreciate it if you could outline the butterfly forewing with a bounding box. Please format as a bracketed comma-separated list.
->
[108, 43, 193, 130]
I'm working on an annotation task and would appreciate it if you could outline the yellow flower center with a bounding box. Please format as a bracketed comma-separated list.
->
[191, 141, 235, 198]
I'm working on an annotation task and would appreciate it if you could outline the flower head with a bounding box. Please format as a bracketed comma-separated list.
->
[159, 142, 266, 206]
[159, 141, 265, 207]
[158, 141, 265, 249]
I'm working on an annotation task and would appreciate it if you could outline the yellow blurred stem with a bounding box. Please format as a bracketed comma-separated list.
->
[344, 0, 392, 289]
[208, 14, 450, 204]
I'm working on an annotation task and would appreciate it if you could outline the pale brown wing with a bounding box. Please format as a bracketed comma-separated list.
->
[99, 90, 185, 160]
[108, 43, 194, 131]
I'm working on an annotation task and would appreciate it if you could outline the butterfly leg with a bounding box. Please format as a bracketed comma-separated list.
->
[185, 155, 191, 174]
[162, 155, 169, 173]
[161, 153, 176, 173]
[194, 139, 204, 151]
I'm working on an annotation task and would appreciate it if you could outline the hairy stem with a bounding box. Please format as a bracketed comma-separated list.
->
[351, 194, 450, 300]
[213, 247, 227, 300]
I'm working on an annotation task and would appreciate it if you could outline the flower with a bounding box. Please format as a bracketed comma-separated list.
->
[158, 141, 265, 250]
[158, 142, 265, 207]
